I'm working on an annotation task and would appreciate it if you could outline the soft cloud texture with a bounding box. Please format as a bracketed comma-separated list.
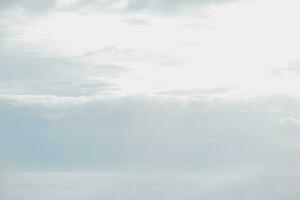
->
[0, 52, 125, 96]
[0, 0, 235, 14]
[1, 95, 300, 171]
[1, 166, 300, 200]
[126, 0, 235, 13]
[0, 0, 59, 13]
[1, 0, 300, 199]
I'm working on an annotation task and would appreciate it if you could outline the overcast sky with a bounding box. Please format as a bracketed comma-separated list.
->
[1, 0, 300, 199]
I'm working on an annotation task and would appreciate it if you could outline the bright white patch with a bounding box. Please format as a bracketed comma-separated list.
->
[2, 0, 300, 97]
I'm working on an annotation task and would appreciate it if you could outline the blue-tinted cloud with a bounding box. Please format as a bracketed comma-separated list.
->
[0, 0, 236, 14]
[126, 0, 235, 13]
[0, 52, 126, 96]
[1, 95, 300, 171]
[0, 0, 58, 13]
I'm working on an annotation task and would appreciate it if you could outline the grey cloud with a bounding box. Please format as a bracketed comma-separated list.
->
[126, 0, 236, 14]
[62, 0, 124, 12]
[0, 172, 244, 200]
[0, 0, 118, 14]
[202, 166, 300, 200]
[2, 166, 300, 200]
[0, 0, 236, 15]
[1, 95, 300, 171]
[72, 0, 237, 14]
[0, 0, 58, 13]
[0, 53, 128, 96]
[1, 94, 300, 199]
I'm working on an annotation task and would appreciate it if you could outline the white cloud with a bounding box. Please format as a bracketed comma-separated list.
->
[2, 0, 300, 97]
[1, 0, 300, 198]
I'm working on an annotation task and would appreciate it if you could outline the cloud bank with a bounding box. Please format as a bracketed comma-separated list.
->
[1, 95, 300, 171]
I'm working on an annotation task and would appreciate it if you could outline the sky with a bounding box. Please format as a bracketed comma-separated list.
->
[1, 0, 300, 199]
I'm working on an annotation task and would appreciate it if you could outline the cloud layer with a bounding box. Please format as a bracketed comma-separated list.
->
[1, 0, 300, 199]
[2, 167, 300, 200]
[0, 0, 235, 14]
[1, 95, 300, 171]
